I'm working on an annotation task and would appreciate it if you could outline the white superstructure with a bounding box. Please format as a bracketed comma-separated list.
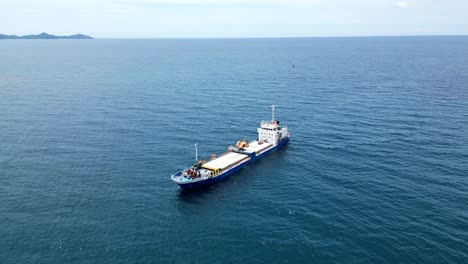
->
[257, 105, 288, 145]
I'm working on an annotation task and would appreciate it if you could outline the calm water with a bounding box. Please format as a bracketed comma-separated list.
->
[1, 37, 467, 263]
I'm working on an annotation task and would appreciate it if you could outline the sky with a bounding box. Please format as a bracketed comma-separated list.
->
[1, 0, 467, 38]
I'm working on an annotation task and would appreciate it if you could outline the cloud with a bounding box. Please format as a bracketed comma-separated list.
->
[395, 1, 409, 8]
[125, 0, 320, 4]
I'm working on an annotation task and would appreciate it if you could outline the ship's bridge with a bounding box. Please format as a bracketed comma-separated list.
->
[260, 120, 280, 129]
[258, 119, 288, 145]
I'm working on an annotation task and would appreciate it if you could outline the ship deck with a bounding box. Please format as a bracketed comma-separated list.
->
[244, 141, 273, 154]
[202, 152, 249, 171]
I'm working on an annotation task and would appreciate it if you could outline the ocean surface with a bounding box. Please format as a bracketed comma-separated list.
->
[1, 37, 467, 263]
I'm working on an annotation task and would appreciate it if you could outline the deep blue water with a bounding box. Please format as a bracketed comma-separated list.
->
[1, 37, 468, 263]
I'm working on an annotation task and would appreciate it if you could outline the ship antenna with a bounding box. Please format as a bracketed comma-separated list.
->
[194, 143, 198, 162]
[270, 105, 276, 121]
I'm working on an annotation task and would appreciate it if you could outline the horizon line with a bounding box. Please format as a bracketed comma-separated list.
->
[3, 33, 468, 40]
[93, 34, 468, 39]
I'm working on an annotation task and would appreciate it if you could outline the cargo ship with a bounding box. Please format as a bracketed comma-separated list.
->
[171, 106, 289, 190]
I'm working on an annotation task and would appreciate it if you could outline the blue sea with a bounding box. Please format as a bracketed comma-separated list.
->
[1, 37, 467, 263]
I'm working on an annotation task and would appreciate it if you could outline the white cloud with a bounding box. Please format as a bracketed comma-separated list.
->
[395, 1, 409, 8]
[123, 0, 320, 4]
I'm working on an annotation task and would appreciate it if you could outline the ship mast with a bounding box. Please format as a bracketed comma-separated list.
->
[194, 143, 198, 162]
[270, 105, 276, 121]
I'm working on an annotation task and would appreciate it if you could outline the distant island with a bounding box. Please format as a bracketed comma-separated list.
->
[0, 32, 93, 39]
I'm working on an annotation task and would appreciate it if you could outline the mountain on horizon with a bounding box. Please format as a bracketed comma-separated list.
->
[0, 32, 93, 39]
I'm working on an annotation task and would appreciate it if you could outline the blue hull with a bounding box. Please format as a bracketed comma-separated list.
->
[177, 137, 289, 190]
